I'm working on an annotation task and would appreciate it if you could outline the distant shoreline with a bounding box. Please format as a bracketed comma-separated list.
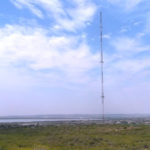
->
[0, 117, 150, 126]
[0, 114, 150, 126]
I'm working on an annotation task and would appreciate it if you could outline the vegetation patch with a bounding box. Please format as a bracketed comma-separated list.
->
[0, 124, 150, 150]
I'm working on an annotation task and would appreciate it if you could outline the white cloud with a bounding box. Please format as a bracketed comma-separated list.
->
[2, 25, 149, 92]
[111, 36, 150, 53]
[103, 34, 111, 39]
[114, 58, 150, 74]
[103, 34, 150, 91]
[0, 25, 98, 86]
[144, 11, 150, 34]
[11, 0, 44, 18]
[120, 28, 128, 33]
[135, 11, 150, 37]
[11, 0, 97, 31]
[107, 0, 143, 11]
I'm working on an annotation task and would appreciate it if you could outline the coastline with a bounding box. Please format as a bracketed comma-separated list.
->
[0, 117, 150, 127]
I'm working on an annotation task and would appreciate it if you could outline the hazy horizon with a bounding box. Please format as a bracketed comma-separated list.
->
[1, 113, 150, 117]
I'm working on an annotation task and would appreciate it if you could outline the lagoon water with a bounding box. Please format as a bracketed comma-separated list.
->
[0, 114, 102, 123]
[0, 114, 149, 123]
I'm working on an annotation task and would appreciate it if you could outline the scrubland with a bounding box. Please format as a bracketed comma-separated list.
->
[0, 124, 150, 150]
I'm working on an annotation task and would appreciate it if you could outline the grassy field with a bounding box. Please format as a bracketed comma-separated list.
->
[0, 124, 150, 150]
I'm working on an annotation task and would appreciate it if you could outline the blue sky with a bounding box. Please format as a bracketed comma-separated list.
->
[0, 0, 150, 115]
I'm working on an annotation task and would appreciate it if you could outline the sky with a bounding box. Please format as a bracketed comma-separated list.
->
[0, 0, 150, 115]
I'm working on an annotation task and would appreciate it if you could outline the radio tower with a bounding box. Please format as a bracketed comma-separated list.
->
[100, 12, 105, 122]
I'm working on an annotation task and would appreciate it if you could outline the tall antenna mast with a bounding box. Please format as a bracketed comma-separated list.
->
[100, 12, 105, 122]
